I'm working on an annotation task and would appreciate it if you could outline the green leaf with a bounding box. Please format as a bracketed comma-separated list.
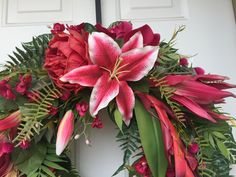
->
[41, 165, 56, 177]
[129, 79, 149, 93]
[212, 131, 227, 140]
[114, 109, 123, 132]
[134, 99, 167, 177]
[209, 134, 215, 148]
[216, 139, 229, 160]
[44, 160, 68, 172]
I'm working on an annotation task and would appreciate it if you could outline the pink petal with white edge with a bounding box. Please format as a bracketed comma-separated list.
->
[116, 81, 135, 125]
[60, 65, 102, 87]
[122, 32, 143, 53]
[172, 95, 216, 122]
[119, 46, 159, 81]
[88, 32, 121, 69]
[56, 110, 74, 155]
[90, 74, 119, 116]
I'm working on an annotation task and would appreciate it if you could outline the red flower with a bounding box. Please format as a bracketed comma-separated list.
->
[179, 58, 189, 66]
[49, 106, 58, 116]
[124, 24, 160, 46]
[76, 101, 88, 117]
[188, 142, 200, 154]
[134, 156, 151, 177]
[20, 140, 30, 149]
[15, 74, 32, 95]
[108, 21, 133, 39]
[60, 91, 71, 101]
[0, 134, 14, 157]
[91, 116, 103, 129]
[51, 23, 65, 34]
[44, 27, 90, 92]
[0, 79, 16, 100]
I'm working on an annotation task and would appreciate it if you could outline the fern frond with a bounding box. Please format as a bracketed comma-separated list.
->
[113, 121, 141, 176]
[150, 76, 186, 125]
[13, 82, 61, 145]
[4, 34, 52, 74]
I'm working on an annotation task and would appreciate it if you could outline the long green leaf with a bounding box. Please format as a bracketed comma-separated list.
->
[134, 99, 167, 177]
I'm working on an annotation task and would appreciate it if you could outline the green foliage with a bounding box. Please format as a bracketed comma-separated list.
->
[149, 25, 193, 78]
[134, 99, 167, 177]
[113, 119, 141, 176]
[193, 119, 236, 177]
[4, 34, 52, 75]
[12, 142, 69, 177]
[13, 81, 61, 145]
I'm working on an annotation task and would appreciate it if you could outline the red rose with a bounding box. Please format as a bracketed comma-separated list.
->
[44, 27, 90, 92]
[124, 24, 160, 46]
[51, 23, 65, 34]
[108, 21, 133, 39]
[96, 21, 133, 39]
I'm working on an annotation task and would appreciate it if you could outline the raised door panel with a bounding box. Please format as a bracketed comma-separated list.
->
[119, 0, 189, 21]
[2, 0, 73, 25]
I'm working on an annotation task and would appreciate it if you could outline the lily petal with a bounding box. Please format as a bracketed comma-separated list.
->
[90, 74, 119, 116]
[56, 110, 74, 156]
[60, 65, 102, 87]
[88, 32, 121, 68]
[0, 110, 21, 131]
[122, 32, 143, 53]
[176, 80, 235, 104]
[172, 95, 216, 122]
[119, 46, 159, 81]
[165, 75, 191, 86]
[116, 81, 135, 125]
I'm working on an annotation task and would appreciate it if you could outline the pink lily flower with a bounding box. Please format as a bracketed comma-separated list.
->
[162, 74, 236, 122]
[56, 110, 74, 155]
[0, 110, 21, 131]
[61, 32, 159, 125]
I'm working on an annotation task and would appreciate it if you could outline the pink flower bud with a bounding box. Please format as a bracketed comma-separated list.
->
[179, 58, 189, 66]
[76, 101, 88, 117]
[194, 67, 205, 75]
[56, 110, 74, 155]
[188, 142, 199, 154]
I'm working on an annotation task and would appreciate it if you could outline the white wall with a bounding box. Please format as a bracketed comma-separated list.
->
[102, 0, 236, 116]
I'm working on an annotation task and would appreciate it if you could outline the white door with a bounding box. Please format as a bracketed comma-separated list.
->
[1, 1, 236, 177]
[77, 0, 236, 177]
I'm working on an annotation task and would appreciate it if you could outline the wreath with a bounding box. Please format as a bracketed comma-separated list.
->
[0, 21, 236, 177]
